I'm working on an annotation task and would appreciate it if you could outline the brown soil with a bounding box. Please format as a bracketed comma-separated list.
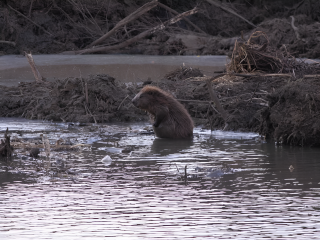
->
[0, 0, 319, 58]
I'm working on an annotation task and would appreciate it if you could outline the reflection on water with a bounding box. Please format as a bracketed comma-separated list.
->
[150, 138, 194, 156]
[0, 118, 320, 239]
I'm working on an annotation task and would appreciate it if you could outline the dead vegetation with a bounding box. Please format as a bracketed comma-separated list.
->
[1, 32, 320, 147]
[5, 129, 89, 173]
[1, 0, 320, 58]
[165, 65, 204, 81]
[11, 135, 89, 153]
[0, 74, 145, 123]
[227, 31, 319, 77]
[260, 77, 320, 146]
[223, 30, 320, 146]
[1, 58, 320, 147]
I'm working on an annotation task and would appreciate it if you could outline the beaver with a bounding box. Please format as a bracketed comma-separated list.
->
[132, 86, 193, 139]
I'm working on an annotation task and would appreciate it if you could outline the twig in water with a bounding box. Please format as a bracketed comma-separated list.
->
[175, 163, 180, 173]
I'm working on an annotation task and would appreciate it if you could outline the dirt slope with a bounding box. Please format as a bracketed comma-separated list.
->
[0, 0, 319, 58]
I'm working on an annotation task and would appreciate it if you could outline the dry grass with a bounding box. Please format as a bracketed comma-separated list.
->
[227, 31, 299, 74]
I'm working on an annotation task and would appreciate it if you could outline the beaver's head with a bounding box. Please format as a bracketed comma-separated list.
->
[132, 86, 164, 111]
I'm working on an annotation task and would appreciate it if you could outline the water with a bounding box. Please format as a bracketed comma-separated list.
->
[0, 118, 320, 239]
[0, 55, 227, 87]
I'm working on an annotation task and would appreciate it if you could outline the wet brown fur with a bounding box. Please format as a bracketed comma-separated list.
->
[132, 86, 193, 139]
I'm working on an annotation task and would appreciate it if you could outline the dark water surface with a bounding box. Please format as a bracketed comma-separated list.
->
[0, 118, 320, 239]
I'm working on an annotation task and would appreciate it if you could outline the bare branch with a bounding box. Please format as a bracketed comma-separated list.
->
[63, 7, 199, 55]
[158, 2, 206, 35]
[87, 0, 159, 48]
[24, 52, 44, 83]
[206, 78, 228, 122]
[8, 4, 53, 36]
[205, 0, 257, 28]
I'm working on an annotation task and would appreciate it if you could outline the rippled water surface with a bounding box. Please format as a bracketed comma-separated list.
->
[0, 118, 320, 239]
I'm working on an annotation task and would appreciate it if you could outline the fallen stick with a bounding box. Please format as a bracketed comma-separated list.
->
[87, 0, 158, 48]
[305, 59, 320, 64]
[8, 4, 53, 36]
[209, 102, 220, 114]
[304, 75, 320, 78]
[290, 16, 301, 40]
[205, 0, 257, 28]
[178, 92, 254, 103]
[28, 0, 34, 17]
[84, 103, 97, 124]
[65, 7, 199, 55]
[0, 40, 16, 46]
[177, 99, 210, 104]
[117, 95, 129, 111]
[24, 52, 44, 82]
[196, 72, 293, 80]
[230, 73, 292, 78]
[158, 2, 206, 35]
[250, 97, 268, 103]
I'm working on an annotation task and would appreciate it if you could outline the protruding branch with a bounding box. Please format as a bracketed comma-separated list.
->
[206, 78, 228, 121]
[24, 52, 44, 83]
[158, 2, 206, 35]
[290, 16, 301, 40]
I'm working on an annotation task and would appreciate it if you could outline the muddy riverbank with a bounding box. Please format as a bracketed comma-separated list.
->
[1, 59, 320, 146]
[1, 0, 320, 147]
[0, 1, 319, 58]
